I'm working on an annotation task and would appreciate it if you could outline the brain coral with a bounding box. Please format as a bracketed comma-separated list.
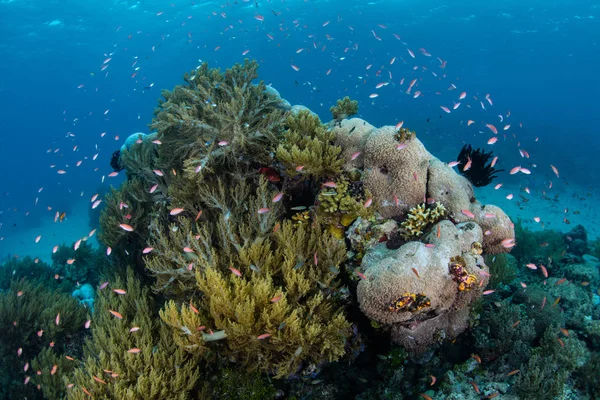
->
[331, 117, 375, 170]
[332, 119, 515, 254]
[362, 125, 430, 218]
[357, 220, 489, 353]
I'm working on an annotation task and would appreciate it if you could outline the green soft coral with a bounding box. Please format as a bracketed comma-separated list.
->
[0, 280, 86, 399]
[276, 110, 344, 179]
[67, 269, 201, 400]
[316, 177, 374, 239]
[157, 221, 351, 379]
[330, 96, 358, 120]
[150, 60, 287, 173]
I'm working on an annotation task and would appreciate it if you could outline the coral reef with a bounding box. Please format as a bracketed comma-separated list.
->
[332, 118, 514, 255]
[357, 220, 490, 353]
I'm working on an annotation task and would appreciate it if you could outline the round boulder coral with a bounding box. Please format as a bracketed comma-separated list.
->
[357, 220, 489, 353]
[331, 117, 375, 170]
[362, 127, 431, 219]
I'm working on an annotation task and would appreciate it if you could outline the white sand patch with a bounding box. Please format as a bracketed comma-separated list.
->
[0, 199, 98, 265]
[475, 181, 599, 241]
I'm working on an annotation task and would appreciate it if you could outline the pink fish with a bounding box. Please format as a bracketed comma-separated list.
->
[272, 192, 283, 203]
[395, 121, 404, 130]
[540, 265, 548, 278]
[490, 156, 498, 168]
[483, 290, 495, 295]
[99, 281, 109, 289]
[447, 161, 460, 168]
[229, 267, 242, 277]
[119, 223, 134, 232]
[363, 198, 372, 208]
[257, 207, 270, 214]
[487, 137, 498, 145]
[550, 165, 559, 178]
[113, 289, 126, 295]
[440, 106, 451, 114]
[461, 209, 475, 218]
[257, 333, 272, 340]
[506, 194, 514, 200]
[510, 166, 521, 175]
[170, 208, 184, 216]
[501, 238, 516, 249]
[525, 263, 537, 270]
[351, 152, 361, 160]
[485, 124, 498, 134]
[494, 183, 503, 190]
[396, 143, 407, 150]
[322, 181, 337, 188]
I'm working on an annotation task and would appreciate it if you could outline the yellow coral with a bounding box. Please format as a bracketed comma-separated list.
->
[387, 293, 431, 312]
[400, 203, 446, 239]
[471, 241, 483, 255]
[449, 256, 478, 291]
[316, 177, 373, 240]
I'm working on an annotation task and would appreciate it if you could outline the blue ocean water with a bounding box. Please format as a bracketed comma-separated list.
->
[0, 0, 599, 398]
[0, 0, 598, 250]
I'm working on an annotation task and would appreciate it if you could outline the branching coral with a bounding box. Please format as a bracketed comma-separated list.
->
[157, 221, 351, 379]
[276, 110, 344, 179]
[98, 179, 157, 270]
[0, 280, 86, 399]
[330, 96, 358, 121]
[144, 176, 284, 296]
[51, 240, 105, 285]
[316, 176, 373, 239]
[150, 60, 287, 173]
[67, 269, 201, 400]
[400, 203, 446, 239]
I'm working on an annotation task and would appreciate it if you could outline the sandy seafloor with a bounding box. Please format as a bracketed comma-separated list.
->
[0, 199, 99, 265]
[0, 179, 597, 265]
